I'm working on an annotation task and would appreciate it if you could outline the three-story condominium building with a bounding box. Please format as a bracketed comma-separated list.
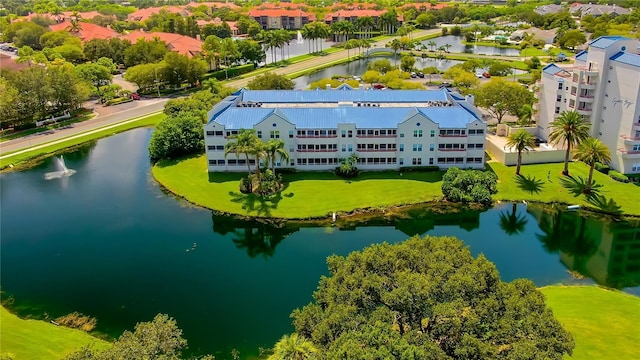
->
[537, 36, 640, 174]
[204, 88, 486, 172]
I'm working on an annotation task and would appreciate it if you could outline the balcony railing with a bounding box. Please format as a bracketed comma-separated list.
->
[438, 148, 466, 152]
[620, 135, 640, 141]
[357, 149, 397, 152]
[439, 134, 467, 138]
[618, 148, 640, 155]
[296, 135, 338, 139]
[297, 149, 338, 152]
[356, 135, 397, 138]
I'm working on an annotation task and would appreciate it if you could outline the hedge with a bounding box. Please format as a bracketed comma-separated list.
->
[608, 170, 629, 183]
[399, 166, 441, 172]
[595, 162, 610, 174]
[105, 97, 133, 106]
[206, 64, 255, 80]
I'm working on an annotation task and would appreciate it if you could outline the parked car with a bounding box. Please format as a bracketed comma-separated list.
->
[410, 72, 417, 78]
[417, 72, 425, 78]
[131, 93, 140, 100]
[372, 84, 386, 90]
[438, 82, 452, 88]
[482, 72, 491, 78]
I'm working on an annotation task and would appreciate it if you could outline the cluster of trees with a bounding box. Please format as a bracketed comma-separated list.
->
[288, 235, 575, 359]
[202, 35, 265, 70]
[473, 78, 536, 124]
[441, 167, 498, 205]
[149, 81, 232, 160]
[0, 60, 92, 128]
[124, 51, 208, 92]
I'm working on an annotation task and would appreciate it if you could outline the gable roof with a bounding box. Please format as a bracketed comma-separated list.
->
[589, 36, 629, 49]
[610, 51, 640, 68]
[542, 63, 564, 76]
[120, 31, 203, 57]
[49, 21, 120, 41]
[575, 50, 589, 62]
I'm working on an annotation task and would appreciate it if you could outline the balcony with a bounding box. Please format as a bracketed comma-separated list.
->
[296, 135, 338, 139]
[357, 149, 397, 152]
[618, 148, 640, 158]
[577, 107, 593, 115]
[621, 135, 640, 144]
[297, 149, 338, 153]
[580, 81, 597, 89]
[578, 95, 594, 102]
[438, 134, 467, 138]
[438, 148, 466, 152]
[356, 135, 397, 138]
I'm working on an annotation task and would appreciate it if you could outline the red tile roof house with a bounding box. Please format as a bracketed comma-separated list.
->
[120, 30, 204, 57]
[49, 21, 120, 41]
[127, 6, 192, 22]
[324, 9, 403, 26]
[185, 1, 240, 11]
[248, 8, 316, 30]
[196, 18, 239, 37]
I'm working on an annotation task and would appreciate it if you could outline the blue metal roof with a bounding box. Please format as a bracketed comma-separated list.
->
[575, 50, 588, 62]
[239, 89, 450, 103]
[610, 51, 640, 67]
[542, 63, 563, 75]
[589, 36, 628, 49]
[213, 106, 478, 130]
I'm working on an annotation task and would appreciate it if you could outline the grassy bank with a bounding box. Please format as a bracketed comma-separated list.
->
[488, 160, 640, 215]
[153, 155, 640, 219]
[540, 286, 640, 360]
[0, 113, 164, 170]
[153, 155, 444, 219]
[0, 306, 110, 359]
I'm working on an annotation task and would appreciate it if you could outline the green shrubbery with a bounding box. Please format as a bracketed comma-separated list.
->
[399, 166, 440, 172]
[594, 162, 610, 174]
[148, 114, 203, 161]
[206, 64, 254, 80]
[441, 167, 497, 206]
[608, 170, 629, 183]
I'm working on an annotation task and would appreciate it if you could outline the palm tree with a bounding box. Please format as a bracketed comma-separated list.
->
[518, 104, 535, 125]
[263, 139, 289, 176]
[427, 40, 437, 52]
[499, 203, 528, 235]
[548, 110, 590, 176]
[388, 39, 402, 61]
[356, 16, 375, 39]
[301, 24, 314, 54]
[572, 137, 611, 194]
[505, 129, 536, 175]
[225, 129, 260, 174]
[268, 333, 317, 360]
[444, 43, 452, 53]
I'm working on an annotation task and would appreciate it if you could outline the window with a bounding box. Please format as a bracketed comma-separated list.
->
[632, 163, 640, 172]
[633, 144, 640, 151]
[429, 158, 434, 165]
[289, 130, 294, 138]
[341, 130, 346, 138]
[399, 158, 404, 165]
[207, 145, 225, 151]
[399, 144, 404, 152]
[257, 131, 262, 138]
[412, 158, 422, 165]
[348, 130, 353, 138]
[555, 107, 560, 114]
[342, 144, 346, 152]
[429, 144, 434, 151]
[413, 130, 423, 138]
[413, 144, 422, 152]
[400, 133, 404, 138]
[557, 82, 563, 90]
[289, 145, 294, 152]
[430, 130, 435, 137]
[348, 145, 353, 152]
[270, 130, 280, 138]
[556, 95, 562, 102]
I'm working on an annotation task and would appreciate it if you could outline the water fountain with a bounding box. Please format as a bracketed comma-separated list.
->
[44, 155, 76, 180]
[296, 31, 303, 45]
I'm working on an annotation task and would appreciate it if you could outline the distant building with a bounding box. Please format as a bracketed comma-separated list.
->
[248, 8, 315, 30]
[127, 6, 191, 22]
[534, 4, 565, 16]
[324, 9, 403, 27]
[120, 30, 204, 57]
[570, 3, 631, 18]
[537, 36, 640, 174]
[196, 18, 239, 37]
[204, 87, 486, 172]
[49, 21, 120, 41]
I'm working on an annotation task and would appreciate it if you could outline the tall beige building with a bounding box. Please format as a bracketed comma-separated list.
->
[537, 36, 640, 174]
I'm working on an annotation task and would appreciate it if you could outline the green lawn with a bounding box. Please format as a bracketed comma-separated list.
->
[0, 113, 164, 170]
[487, 160, 640, 215]
[153, 155, 444, 219]
[154, 155, 640, 218]
[0, 306, 110, 359]
[540, 286, 640, 360]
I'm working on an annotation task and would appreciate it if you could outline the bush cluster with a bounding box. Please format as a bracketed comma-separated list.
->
[441, 167, 497, 206]
[206, 64, 254, 80]
[608, 170, 629, 183]
[595, 162, 610, 174]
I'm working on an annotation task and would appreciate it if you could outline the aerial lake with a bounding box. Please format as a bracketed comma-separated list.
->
[1, 129, 638, 359]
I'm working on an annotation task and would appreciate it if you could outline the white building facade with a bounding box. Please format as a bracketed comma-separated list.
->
[537, 36, 640, 174]
[204, 88, 487, 172]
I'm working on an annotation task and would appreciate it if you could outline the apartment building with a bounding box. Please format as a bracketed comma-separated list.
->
[248, 8, 315, 30]
[204, 87, 486, 172]
[537, 36, 640, 174]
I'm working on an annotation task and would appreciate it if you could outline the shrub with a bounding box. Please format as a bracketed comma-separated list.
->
[256, 169, 283, 196]
[336, 154, 359, 178]
[239, 175, 256, 194]
[54, 312, 97, 332]
[399, 166, 440, 172]
[595, 162, 610, 174]
[206, 64, 254, 80]
[608, 170, 628, 183]
[148, 113, 204, 160]
[441, 167, 497, 206]
[105, 97, 133, 106]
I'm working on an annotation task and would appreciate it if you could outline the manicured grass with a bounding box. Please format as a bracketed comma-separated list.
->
[521, 47, 576, 58]
[540, 286, 640, 360]
[487, 160, 640, 216]
[0, 113, 164, 170]
[153, 155, 444, 219]
[154, 155, 640, 218]
[0, 306, 110, 359]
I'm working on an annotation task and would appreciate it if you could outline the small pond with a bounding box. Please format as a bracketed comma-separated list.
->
[420, 35, 521, 57]
[1, 129, 638, 359]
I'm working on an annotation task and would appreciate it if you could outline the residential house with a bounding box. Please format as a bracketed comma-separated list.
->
[248, 8, 315, 30]
[120, 30, 204, 57]
[49, 21, 120, 41]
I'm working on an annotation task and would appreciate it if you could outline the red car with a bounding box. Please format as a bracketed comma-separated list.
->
[131, 93, 140, 100]
[372, 84, 386, 90]
[482, 72, 491, 78]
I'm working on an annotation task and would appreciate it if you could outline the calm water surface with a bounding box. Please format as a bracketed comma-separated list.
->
[420, 35, 521, 56]
[1, 129, 638, 358]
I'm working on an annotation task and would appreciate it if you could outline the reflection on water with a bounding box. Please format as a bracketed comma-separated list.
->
[420, 35, 521, 56]
[530, 206, 640, 290]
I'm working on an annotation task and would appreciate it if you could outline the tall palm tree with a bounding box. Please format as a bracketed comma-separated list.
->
[505, 129, 536, 175]
[301, 24, 314, 54]
[572, 137, 611, 194]
[548, 110, 590, 176]
[356, 16, 375, 39]
[518, 104, 535, 125]
[264, 139, 289, 176]
[427, 40, 437, 52]
[269, 333, 317, 360]
[225, 129, 260, 174]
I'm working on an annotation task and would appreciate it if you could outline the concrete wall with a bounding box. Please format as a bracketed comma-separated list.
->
[486, 138, 565, 166]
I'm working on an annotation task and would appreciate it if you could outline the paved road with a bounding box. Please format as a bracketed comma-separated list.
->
[0, 29, 442, 157]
